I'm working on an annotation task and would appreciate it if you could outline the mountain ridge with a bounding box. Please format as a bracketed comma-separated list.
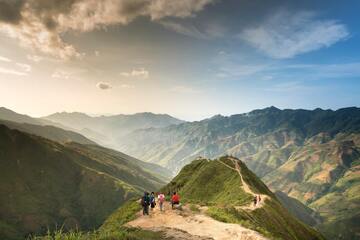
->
[0, 124, 167, 240]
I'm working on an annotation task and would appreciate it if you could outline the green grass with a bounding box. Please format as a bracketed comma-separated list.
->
[161, 156, 325, 240]
[0, 125, 163, 240]
[189, 204, 200, 213]
[161, 158, 253, 206]
[30, 200, 164, 240]
[207, 199, 325, 240]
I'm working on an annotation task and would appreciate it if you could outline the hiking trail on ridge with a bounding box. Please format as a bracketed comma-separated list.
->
[217, 157, 268, 210]
[127, 202, 268, 240]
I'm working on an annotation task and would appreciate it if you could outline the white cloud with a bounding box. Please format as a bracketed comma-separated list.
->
[27, 54, 43, 62]
[159, 20, 226, 39]
[0, 55, 12, 62]
[16, 62, 31, 72]
[0, 0, 213, 59]
[120, 84, 135, 89]
[0, 67, 27, 76]
[239, 10, 349, 59]
[159, 21, 207, 39]
[121, 68, 149, 79]
[96, 82, 112, 90]
[51, 70, 71, 79]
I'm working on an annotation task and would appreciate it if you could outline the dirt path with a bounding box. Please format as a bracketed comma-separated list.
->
[219, 157, 268, 210]
[127, 202, 268, 240]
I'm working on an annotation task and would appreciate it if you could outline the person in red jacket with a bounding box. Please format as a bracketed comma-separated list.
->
[171, 192, 180, 209]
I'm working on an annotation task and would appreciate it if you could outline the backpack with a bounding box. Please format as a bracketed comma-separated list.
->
[140, 196, 147, 206]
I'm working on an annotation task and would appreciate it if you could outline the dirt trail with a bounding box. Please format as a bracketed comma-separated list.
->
[127, 202, 268, 240]
[219, 157, 268, 210]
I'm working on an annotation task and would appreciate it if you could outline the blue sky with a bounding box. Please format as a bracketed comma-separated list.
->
[0, 0, 359, 120]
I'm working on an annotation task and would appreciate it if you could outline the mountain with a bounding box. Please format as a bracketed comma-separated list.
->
[0, 124, 166, 240]
[157, 156, 324, 240]
[43, 111, 185, 148]
[0, 119, 96, 145]
[116, 106, 360, 239]
[0, 107, 42, 125]
[32, 156, 324, 240]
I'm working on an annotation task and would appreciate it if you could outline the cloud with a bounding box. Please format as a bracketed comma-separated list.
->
[159, 20, 226, 39]
[239, 10, 349, 59]
[159, 21, 207, 39]
[16, 62, 31, 72]
[51, 70, 71, 79]
[0, 0, 213, 59]
[121, 68, 149, 79]
[0, 55, 12, 62]
[0, 66, 27, 76]
[96, 81, 112, 90]
[27, 54, 43, 62]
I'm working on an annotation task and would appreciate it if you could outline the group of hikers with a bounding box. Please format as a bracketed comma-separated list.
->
[253, 194, 262, 207]
[140, 191, 180, 215]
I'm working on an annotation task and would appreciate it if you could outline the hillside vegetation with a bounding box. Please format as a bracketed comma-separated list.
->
[0, 125, 165, 240]
[161, 156, 324, 240]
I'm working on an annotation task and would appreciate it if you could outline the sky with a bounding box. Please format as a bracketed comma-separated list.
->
[0, 0, 359, 121]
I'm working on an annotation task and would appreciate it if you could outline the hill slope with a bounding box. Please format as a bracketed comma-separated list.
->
[30, 156, 325, 240]
[0, 125, 165, 240]
[159, 156, 324, 240]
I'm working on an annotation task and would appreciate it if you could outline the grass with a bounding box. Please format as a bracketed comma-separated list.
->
[189, 204, 200, 213]
[207, 199, 325, 240]
[0, 125, 163, 240]
[161, 156, 325, 240]
[30, 200, 164, 240]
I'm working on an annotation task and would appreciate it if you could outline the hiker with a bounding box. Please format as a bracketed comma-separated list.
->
[150, 192, 156, 210]
[253, 195, 257, 206]
[141, 192, 150, 215]
[171, 192, 180, 209]
[158, 192, 165, 211]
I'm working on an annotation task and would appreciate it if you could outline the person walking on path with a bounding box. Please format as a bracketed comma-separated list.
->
[150, 192, 156, 211]
[158, 192, 165, 211]
[171, 192, 180, 209]
[141, 192, 150, 215]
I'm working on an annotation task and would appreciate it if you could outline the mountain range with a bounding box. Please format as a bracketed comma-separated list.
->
[113, 106, 360, 240]
[1, 106, 359, 239]
[42, 111, 184, 148]
[0, 109, 171, 239]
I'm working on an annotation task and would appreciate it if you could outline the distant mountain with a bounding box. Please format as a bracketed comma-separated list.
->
[0, 107, 42, 125]
[0, 125, 166, 240]
[43, 111, 185, 148]
[160, 156, 324, 240]
[0, 119, 96, 145]
[117, 106, 360, 239]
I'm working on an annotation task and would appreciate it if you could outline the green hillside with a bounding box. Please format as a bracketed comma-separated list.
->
[161, 156, 324, 240]
[0, 125, 165, 240]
